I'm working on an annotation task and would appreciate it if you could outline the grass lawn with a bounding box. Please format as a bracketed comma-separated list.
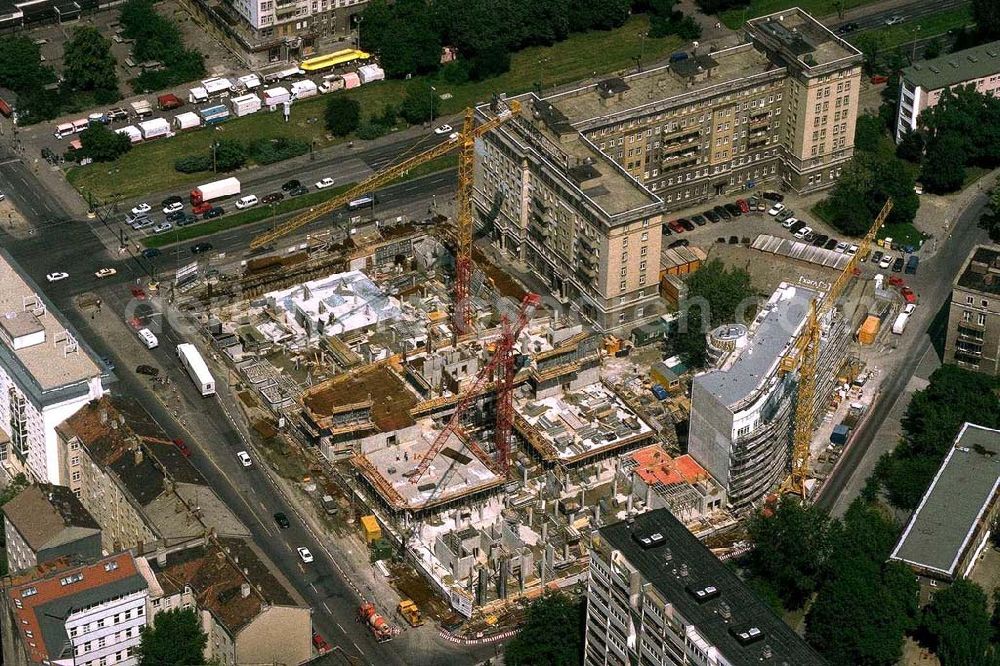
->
[856, 7, 973, 50]
[66, 16, 677, 201]
[720, 0, 880, 29]
[962, 165, 990, 188]
[878, 221, 925, 247]
[140, 154, 459, 247]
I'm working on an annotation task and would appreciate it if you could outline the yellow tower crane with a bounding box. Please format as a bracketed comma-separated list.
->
[249, 100, 521, 333]
[781, 198, 893, 498]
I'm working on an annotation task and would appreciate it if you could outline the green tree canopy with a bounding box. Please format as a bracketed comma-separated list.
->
[79, 124, 132, 162]
[973, 0, 1000, 40]
[62, 27, 119, 99]
[0, 37, 55, 93]
[324, 96, 361, 137]
[980, 185, 1000, 243]
[745, 497, 831, 609]
[505, 592, 583, 666]
[920, 85, 1000, 169]
[921, 131, 967, 194]
[921, 580, 995, 665]
[821, 148, 919, 236]
[399, 84, 441, 125]
[212, 139, 246, 172]
[136, 608, 207, 666]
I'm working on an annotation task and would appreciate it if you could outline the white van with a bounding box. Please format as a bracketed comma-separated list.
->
[235, 194, 258, 209]
[137, 328, 159, 349]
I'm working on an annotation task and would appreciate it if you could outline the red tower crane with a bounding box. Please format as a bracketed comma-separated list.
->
[409, 293, 541, 485]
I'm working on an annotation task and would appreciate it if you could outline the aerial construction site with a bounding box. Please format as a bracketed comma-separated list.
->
[154, 88, 913, 629]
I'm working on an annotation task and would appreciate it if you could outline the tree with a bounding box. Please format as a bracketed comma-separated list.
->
[79, 124, 132, 162]
[567, 0, 631, 32]
[745, 497, 831, 609]
[896, 130, 925, 163]
[211, 139, 246, 172]
[973, 0, 1000, 40]
[821, 148, 919, 236]
[920, 86, 1000, 169]
[921, 131, 967, 194]
[923, 37, 942, 59]
[324, 96, 361, 137]
[505, 592, 583, 666]
[399, 84, 440, 125]
[63, 27, 119, 99]
[667, 259, 756, 368]
[980, 186, 1000, 243]
[0, 37, 54, 93]
[136, 608, 207, 666]
[853, 114, 885, 153]
[921, 580, 993, 665]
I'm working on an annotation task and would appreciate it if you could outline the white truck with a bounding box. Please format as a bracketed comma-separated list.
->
[290, 80, 318, 100]
[137, 117, 170, 140]
[233, 73, 262, 92]
[188, 87, 209, 104]
[190, 177, 241, 206]
[173, 112, 201, 130]
[262, 86, 291, 109]
[201, 77, 233, 98]
[357, 64, 385, 84]
[229, 93, 262, 117]
[130, 99, 153, 118]
[892, 303, 917, 335]
[177, 343, 215, 396]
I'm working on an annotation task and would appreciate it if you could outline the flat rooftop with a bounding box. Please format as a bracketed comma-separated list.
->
[353, 424, 503, 510]
[890, 423, 1000, 578]
[302, 364, 419, 432]
[0, 249, 101, 398]
[548, 44, 773, 126]
[517, 382, 655, 464]
[694, 283, 814, 409]
[955, 245, 1000, 296]
[904, 39, 1000, 91]
[747, 8, 861, 69]
[599, 509, 826, 664]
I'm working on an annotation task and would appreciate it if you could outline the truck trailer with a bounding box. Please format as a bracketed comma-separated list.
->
[290, 80, 318, 100]
[199, 104, 230, 124]
[137, 117, 170, 140]
[173, 112, 201, 130]
[262, 86, 291, 109]
[176, 343, 215, 396]
[190, 177, 241, 206]
[229, 93, 262, 117]
[130, 99, 153, 118]
[201, 77, 232, 98]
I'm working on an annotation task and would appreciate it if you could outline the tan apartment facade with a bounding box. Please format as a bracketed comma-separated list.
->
[944, 245, 1000, 376]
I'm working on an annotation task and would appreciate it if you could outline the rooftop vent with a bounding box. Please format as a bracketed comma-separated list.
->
[686, 584, 720, 603]
[729, 625, 765, 645]
[632, 531, 666, 549]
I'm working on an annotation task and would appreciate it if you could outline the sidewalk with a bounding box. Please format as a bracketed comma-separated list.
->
[912, 168, 1000, 259]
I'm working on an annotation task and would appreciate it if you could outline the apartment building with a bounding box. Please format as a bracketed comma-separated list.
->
[944, 245, 1000, 376]
[2, 484, 101, 575]
[895, 40, 1000, 142]
[0, 249, 105, 485]
[136, 538, 312, 666]
[687, 283, 850, 511]
[586, 509, 825, 666]
[475, 8, 861, 330]
[0, 552, 148, 666]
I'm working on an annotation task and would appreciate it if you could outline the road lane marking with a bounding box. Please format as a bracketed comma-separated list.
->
[323, 602, 332, 614]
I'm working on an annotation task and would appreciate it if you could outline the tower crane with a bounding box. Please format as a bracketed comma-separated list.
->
[408, 293, 541, 486]
[248, 99, 522, 334]
[781, 198, 893, 497]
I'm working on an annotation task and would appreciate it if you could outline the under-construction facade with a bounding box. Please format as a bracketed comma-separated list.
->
[474, 8, 861, 330]
[687, 283, 850, 511]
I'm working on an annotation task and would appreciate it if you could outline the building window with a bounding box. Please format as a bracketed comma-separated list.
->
[983, 300, 990, 308]
[21, 587, 37, 598]
[979, 313, 987, 326]
[967, 296, 974, 304]
[618, 313, 627, 323]
[72, 471, 81, 482]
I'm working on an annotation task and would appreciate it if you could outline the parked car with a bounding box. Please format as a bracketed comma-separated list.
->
[767, 202, 785, 216]
[141, 248, 161, 259]
[788, 221, 807, 234]
[297, 547, 314, 563]
[162, 201, 183, 215]
[94, 268, 117, 278]
[737, 199, 750, 214]
[433, 124, 453, 135]
[879, 254, 893, 269]
[724, 203, 742, 217]
[131, 203, 151, 216]
[274, 512, 291, 529]
[704, 210, 721, 223]
[871, 250, 884, 264]
[203, 206, 224, 219]
[668, 220, 686, 233]
[691, 214, 707, 226]
[713, 205, 731, 220]
[135, 364, 159, 377]
[763, 191, 784, 202]
[315, 177, 336, 189]
[177, 214, 198, 227]
[776, 209, 794, 222]
[679, 218, 695, 231]
[668, 239, 690, 248]
[661, 223, 672, 236]
[152, 222, 173, 234]
[172, 439, 191, 457]
[237, 450, 252, 467]
[261, 192, 284, 204]
[46, 271, 69, 282]
[885, 14, 905, 26]
[781, 216, 799, 229]
[812, 234, 829, 247]
[281, 179, 301, 192]
[289, 185, 309, 196]
[892, 256, 905, 272]
[836, 22, 859, 34]
[161, 195, 183, 208]
[166, 210, 186, 222]
[823, 238, 839, 250]
[794, 225, 813, 239]
[835, 241, 849, 253]
[191, 242, 214, 254]
[235, 194, 259, 209]
[847, 244, 859, 256]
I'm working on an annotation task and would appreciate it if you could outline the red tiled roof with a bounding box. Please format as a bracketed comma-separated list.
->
[631, 445, 706, 487]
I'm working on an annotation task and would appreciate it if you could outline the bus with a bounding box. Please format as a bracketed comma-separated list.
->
[299, 49, 371, 73]
[348, 195, 377, 211]
[176, 343, 215, 396]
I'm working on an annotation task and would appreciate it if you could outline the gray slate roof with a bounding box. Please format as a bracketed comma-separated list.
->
[903, 40, 1000, 92]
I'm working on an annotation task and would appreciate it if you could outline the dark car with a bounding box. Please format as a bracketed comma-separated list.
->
[789, 220, 807, 233]
[101, 357, 115, 371]
[177, 214, 198, 227]
[281, 179, 301, 192]
[812, 234, 829, 247]
[668, 239, 690, 248]
[691, 214, 707, 226]
[678, 218, 695, 231]
[892, 256, 905, 272]
[871, 250, 884, 264]
[724, 203, 742, 217]
[661, 224, 672, 236]
[714, 205, 731, 220]
[274, 512, 291, 529]
[261, 192, 284, 204]
[141, 248, 161, 259]
[289, 185, 309, 196]
[836, 22, 859, 34]
[823, 238, 839, 250]
[763, 191, 785, 202]
[161, 195, 183, 208]
[203, 206, 224, 219]
[166, 210, 186, 223]
[135, 364, 159, 377]
[191, 242, 214, 254]
[704, 210, 721, 223]
[172, 439, 191, 458]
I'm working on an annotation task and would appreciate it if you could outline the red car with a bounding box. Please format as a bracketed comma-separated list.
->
[312, 632, 331, 654]
[667, 220, 686, 233]
[130, 287, 146, 300]
[172, 439, 192, 457]
[887, 275, 905, 288]
[900, 287, 917, 304]
[737, 199, 750, 214]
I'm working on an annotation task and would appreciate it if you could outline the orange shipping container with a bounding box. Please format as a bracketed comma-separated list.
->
[858, 315, 880, 345]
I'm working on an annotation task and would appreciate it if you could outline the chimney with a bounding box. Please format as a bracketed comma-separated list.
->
[241, 583, 251, 598]
[134, 446, 144, 465]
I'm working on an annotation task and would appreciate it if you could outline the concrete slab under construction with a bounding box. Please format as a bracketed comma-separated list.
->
[352, 423, 505, 513]
[303, 363, 419, 432]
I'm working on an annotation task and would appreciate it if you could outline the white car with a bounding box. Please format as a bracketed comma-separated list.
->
[315, 177, 336, 189]
[794, 226, 813, 239]
[297, 547, 314, 563]
[884, 14, 905, 26]
[834, 242, 849, 253]
[237, 451, 252, 467]
[162, 201, 183, 215]
[847, 244, 859, 256]
[131, 203, 151, 216]
[767, 202, 785, 216]
[448, 132, 460, 141]
[235, 195, 259, 209]
[94, 268, 117, 278]
[903, 303, 917, 315]
[46, 272, 69, 282]
[433, 124, 453, 135]
[0, 192, 5, 201]
[879, 254, 893, 269]
[781, 216, 799, 229]
[152, 222, 173, 234]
